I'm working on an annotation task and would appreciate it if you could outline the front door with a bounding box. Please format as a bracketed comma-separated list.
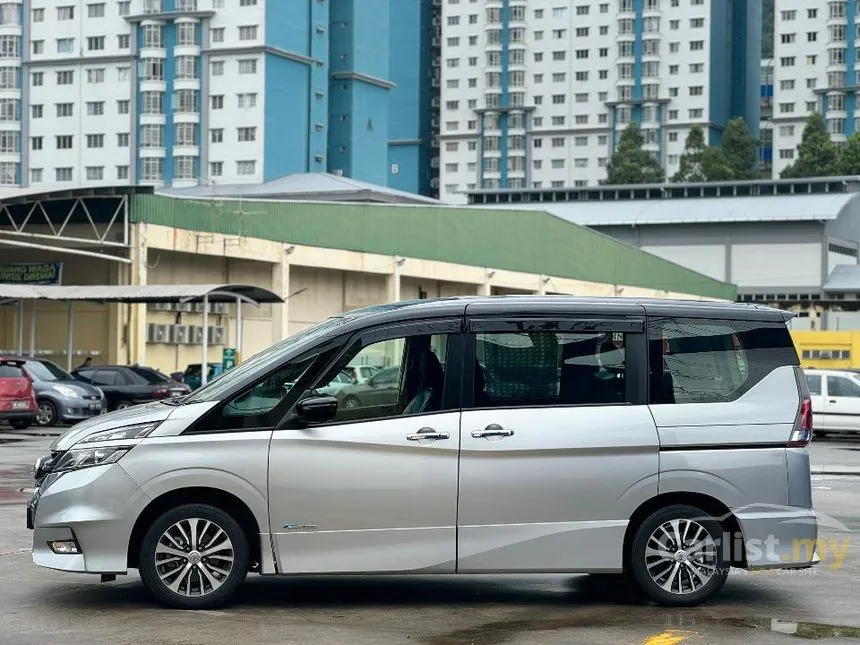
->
[456, 316, 659, 573]
[823, 373, 860, 432]
[269, 321, 463, 574]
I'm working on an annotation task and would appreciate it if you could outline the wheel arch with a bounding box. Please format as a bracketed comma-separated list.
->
[622, 492, 747, 572]
[127, 487, 263, 572]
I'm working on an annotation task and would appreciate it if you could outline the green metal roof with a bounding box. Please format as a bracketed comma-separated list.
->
[130, 194, 737, 301]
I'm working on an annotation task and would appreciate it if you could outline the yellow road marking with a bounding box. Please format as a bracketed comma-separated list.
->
[643, 629, 698, 645]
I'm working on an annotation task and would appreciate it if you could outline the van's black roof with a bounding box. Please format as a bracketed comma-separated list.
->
[331, 296, 791, 329]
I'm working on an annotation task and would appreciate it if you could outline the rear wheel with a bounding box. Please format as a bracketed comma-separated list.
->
[629, 505, 729, 607]
[138, 503, 249, 609]
[114, 401, 132, 411]
[9, 418, 30, 430]
[342, 395, 361, 409]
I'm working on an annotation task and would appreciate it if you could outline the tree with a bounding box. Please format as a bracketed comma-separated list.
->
[837, 132, 860, 175]
[604, 123, 665, 185]
[780, 112, 839, 179]
[672, 125, 734, 183]
[720, 117, 759, 180]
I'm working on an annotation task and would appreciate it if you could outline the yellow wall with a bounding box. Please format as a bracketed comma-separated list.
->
[791, 330, 860, 369]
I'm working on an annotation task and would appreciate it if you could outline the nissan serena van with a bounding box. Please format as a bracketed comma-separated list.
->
[27, 297, 818, 609]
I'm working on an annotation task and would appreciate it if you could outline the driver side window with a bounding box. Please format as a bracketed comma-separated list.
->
[313, 333, 451, 424]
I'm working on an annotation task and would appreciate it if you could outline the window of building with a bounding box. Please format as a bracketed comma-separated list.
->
[238, 25, 258, 40]
[86, 134, 104, 148]
[141, 158, 163, 182]
[237, 160, 256, 175]
[55, 167, 73, 182]
[86, 166, 104, 181]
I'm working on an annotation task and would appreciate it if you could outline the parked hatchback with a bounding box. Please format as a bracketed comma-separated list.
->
[4, 356, 106, 427]
[0, 359, 37, 429]
[804, 368, 860, 436]
[29, 297, 817, 610]
[72, 365, 190, 411]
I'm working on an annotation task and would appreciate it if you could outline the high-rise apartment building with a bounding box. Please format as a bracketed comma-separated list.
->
[771, 1, 854, 178]
[438, 0, 761, 203]
[0, 0, 437, 196]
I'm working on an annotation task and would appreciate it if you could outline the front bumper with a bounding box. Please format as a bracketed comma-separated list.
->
[734, 506, 820, 570]
[56, 398, 107, 423]
[29, 463, 150, 574]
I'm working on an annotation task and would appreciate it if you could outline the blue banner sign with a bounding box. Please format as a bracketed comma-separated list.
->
[0, 262, 63, 285]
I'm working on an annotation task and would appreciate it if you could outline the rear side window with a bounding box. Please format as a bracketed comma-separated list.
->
[805, 374, 822, 395]
[474, 331, 628, 407]
[0, 364, 24, 378]
[648, 317, 799, 404]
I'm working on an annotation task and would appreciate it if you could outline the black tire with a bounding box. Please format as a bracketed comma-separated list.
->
[36, 400, 58, 427]
[114, 401, 132, 411]
[629, 504, 729, 607]
[139, 503, 249, 610]
[9, 418, 30, 430]
[342, 395, 361, 409]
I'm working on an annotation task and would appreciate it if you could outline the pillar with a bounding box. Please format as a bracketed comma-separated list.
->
[387, 257, 402, 303]
[536, 275, 548, 295]
[478, 282, 492, 296]
[129, 223, 148, 365]
[272, 249, 290, 343]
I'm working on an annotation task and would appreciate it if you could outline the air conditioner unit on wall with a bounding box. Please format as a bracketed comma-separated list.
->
[170, 325, 192, 344]
[146, 323, 169, 343]
[210, 326, 226, 345]
[211, 302, 228, 315]
[149, 302, 172, 312]
[175, 302, 194, 313]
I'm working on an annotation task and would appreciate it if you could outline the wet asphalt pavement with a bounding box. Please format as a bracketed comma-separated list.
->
[0, 426, 859, 644]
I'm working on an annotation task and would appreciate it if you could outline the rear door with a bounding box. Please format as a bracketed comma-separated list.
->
[805, 373, 828, 430]
[823, 373, 860, 433]
[0, 363, 33, 410]
[456, 314, 659, 573]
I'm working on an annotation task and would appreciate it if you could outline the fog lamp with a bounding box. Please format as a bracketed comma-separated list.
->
[48, 540, 80, 554]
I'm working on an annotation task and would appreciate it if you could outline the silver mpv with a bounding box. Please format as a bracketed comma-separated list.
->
[28, 297, 818, 609]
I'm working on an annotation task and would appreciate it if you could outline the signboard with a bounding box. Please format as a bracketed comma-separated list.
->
[222, 348, 237, 371]
[0, 262, 63, 285]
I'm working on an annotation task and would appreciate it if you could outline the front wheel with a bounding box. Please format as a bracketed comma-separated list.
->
[36, 400, 58, 427]
[138, 503, 249, 609]
[342, 395, 361, 409]
[629, 505, 729, 607]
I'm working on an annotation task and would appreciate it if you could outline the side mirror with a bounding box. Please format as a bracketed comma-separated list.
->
[296, 395, 338, 425]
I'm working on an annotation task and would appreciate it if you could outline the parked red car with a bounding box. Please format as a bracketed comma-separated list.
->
[0, 358, 37, 430]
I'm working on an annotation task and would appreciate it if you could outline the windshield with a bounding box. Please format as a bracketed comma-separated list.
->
[25, 359, 74, 382]
[183, 316, 347, 404]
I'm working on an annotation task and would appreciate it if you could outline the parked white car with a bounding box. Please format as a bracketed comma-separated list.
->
[804, 368, 860, 435]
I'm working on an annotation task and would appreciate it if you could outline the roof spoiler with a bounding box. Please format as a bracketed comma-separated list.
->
[779, 310, 797, 322]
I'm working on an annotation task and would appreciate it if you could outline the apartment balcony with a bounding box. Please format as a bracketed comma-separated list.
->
[172, 145, 200, 157]
[174, 77, 201, 92]
[140, 113, 167, 126]
[173, 111, 200, 124]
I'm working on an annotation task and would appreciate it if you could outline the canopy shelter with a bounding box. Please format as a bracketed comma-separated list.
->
[0, 284, 284, 385]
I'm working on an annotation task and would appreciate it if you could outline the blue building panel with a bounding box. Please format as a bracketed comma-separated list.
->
[162, 23, 176, 182]
[263, 54, 314, 181]
[847, 0, 857, 136]
[632, 0, 644, 102]
[265, 0, 310, 55]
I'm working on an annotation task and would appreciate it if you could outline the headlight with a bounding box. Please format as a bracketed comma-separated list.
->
[52, 447, 130, 473]
[77, 421, 160, 445]
[53, 385, 80, 398]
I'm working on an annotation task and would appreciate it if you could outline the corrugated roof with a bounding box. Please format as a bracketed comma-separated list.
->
[157, 173, 441, 205]
[479, 193, 858, 227]
[0, 284, 283, 304]
[130, 193, 737, 300]
[824, 265, 860, 292]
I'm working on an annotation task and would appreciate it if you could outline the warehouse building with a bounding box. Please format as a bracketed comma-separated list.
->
[0, 178, 732, 375]
[468, 176, 860, 331]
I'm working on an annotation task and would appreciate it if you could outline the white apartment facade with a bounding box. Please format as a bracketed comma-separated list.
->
[438, 0, 761, 204]
[0, 0, 313, 192]
[771, 1, 856, 178]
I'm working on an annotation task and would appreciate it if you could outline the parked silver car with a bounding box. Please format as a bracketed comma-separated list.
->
[28, 297, 817, 610]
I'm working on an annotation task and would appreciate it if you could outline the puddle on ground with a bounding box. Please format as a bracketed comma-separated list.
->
[427, 615, 860, 644]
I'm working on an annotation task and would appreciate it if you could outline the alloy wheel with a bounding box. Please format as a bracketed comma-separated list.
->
[154, 518, 235, 598]
[645, 518, 718, 595]
[36, 402, 56, 426]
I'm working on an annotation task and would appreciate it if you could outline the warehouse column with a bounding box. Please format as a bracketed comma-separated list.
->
[129, 223, 148, 365]
[272, 249, 290, 343]
[387, 257, 403, 303]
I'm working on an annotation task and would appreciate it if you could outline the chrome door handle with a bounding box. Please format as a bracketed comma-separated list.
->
[472, 424, 515, 439]
[406, 427, 450, 441]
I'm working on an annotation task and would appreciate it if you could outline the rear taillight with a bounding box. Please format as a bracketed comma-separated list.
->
[153, 386, 171, 398]
[788, 397, 813, 447]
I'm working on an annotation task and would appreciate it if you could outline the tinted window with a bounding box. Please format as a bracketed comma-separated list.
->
[0, 364, 24, 378]
[314, 333, 451, 423]
[806, 374, 822, 395]
[25, 360, 72, 382]
[91, 369, 122, 386]
[827, 375, 860, 398]
[130, 366, 170, 384]
[649, 317, 799, 404]
[474, 331, 628, 407]
[222, 356, 317, 422]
